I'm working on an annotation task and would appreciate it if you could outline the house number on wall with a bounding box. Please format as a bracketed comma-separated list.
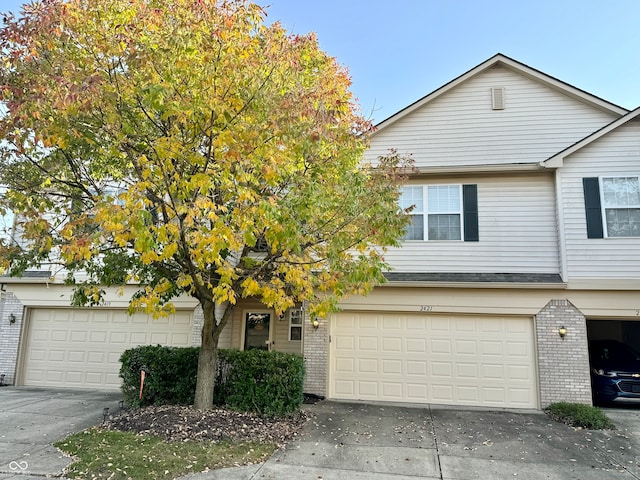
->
[419, 305, 433, 312]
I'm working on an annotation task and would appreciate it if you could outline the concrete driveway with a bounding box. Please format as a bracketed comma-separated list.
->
[191, 401, 640, 480]
[0, 387, 121, 479]
[1, 387, 639, 480]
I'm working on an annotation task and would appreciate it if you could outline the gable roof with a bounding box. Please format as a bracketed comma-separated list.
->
[543, 106, 640, 168]
[374, 53, 629, 134]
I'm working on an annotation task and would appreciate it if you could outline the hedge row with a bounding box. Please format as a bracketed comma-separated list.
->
[119, 345, 304, 417]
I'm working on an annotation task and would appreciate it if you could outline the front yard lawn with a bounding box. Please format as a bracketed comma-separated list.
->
[56, 429, 274, 479]
[55, 405, 308, 479]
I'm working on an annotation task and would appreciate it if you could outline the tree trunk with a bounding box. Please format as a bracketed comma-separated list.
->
[193, 299, 223, 410]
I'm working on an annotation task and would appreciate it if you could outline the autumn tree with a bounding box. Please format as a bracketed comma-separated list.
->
[0, 0, 410, 409]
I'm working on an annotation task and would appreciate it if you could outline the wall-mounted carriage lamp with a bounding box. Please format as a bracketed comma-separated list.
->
[558, 326, 567, 339]
[8, 314, 15, 324]
[312, 320, 320, 329]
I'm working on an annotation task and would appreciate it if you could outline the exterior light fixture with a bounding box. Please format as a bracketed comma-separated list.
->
[102, 407, 110, 423]
[558, 326, 567, 339]
[312, 320, 319, 329]
[8, 314, 15, 324]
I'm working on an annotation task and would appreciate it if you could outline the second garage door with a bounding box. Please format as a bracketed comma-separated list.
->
[330, 312, 538, 408]
[21, 308, 193, 389]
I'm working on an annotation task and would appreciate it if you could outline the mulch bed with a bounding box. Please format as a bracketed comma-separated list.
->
[104, 405, 309, 447]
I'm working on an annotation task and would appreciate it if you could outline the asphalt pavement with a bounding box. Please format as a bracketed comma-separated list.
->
[1, 387, 639, 480]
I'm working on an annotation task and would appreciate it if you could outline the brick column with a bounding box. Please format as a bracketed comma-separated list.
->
[535, 299, 591, 407]
[0, 292, 25, 385]
[302, 309, 329, 397]
[191, 304, 204, 347]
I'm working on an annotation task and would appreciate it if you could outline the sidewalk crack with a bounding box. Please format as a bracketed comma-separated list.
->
[428, 405, 444, 480]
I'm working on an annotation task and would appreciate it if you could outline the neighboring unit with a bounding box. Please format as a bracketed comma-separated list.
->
[2, 54, 639, 409]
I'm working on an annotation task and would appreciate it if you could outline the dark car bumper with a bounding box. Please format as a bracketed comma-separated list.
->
[591, 375, 640, 403]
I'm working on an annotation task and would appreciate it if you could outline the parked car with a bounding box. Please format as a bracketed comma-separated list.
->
[589, 340, 640, 404]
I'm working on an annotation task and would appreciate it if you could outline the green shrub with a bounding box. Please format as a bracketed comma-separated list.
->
[119, 345, 199, 408]
[120, 346, 304, 416]
[216, 349, 304, 417]
[545, 402, 614, 430]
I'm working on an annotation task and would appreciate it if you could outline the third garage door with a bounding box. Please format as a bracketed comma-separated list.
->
[330, 312, 538, 408]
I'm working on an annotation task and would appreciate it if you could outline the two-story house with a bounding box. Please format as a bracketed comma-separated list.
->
[1, 54, 639, 410]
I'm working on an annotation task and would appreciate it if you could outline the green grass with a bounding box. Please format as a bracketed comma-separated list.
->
[55, 428, 276, 480]
[546, 402, 614, 430]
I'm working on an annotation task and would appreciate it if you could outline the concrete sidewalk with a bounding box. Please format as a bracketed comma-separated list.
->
[0, 387, 121, 479]
[187, 401, 640, 480]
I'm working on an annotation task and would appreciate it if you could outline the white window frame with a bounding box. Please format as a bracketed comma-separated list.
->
[400, 184, 463, 241]
[288, 308, 303, 342]
[600, 176, 640, 238]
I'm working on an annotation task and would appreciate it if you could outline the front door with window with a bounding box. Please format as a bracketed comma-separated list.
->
[244, 312, 272, 350]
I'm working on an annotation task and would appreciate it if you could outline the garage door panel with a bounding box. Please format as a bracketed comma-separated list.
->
[382, 359, 402, 374]
[170, 333, 190, 344]
[90, 331, 107, 342]
[406, 316, 427, 331]
[358, 381, 378, 396]
[49, 350, 65, 362]
[68, 350, 85, 362]
[22, 308, 193, 389]
[407, 384, 427, 399]
[431, 362, 453, 377]
[482, 364, 505, 380]
[330, 312, 538, 409]
[432, 384, 454, 402]
[456, 363, 478, 378]
[358, 358, 378, 374]
[382, 382, 402, 398]
[406, 338, 426, 353]
[431, 339, 452, 354]
[455, 340, 477, 355]
[407, 361, 427, 375]
[358, 336, 378, 351]
[483, 387, 506, 403]
[481, 341, 503, 356]
[382, 337, 402, 352]
[150, 333, 170, 344]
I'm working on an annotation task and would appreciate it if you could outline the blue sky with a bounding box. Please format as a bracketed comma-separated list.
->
[2, 0, 640, 123]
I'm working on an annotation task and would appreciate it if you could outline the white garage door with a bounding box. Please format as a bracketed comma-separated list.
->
[21, 308, 193, 389]
[330, 312, 538, 408]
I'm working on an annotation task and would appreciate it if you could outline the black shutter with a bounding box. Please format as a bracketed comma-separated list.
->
[582, 178, 604, 239]
[463, 184, 479, 242]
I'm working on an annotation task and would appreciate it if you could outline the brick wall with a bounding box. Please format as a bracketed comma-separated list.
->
[535, 299, 592, 406]
[0, 292, 25, 385]
[192, 304, 204, 347]
[302, 307, 328, 397]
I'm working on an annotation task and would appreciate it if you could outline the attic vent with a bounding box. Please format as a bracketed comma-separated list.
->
[491, 87, 505, 110]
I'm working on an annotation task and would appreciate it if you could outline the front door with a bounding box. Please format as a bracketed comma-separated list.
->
[243, 311, 272, 350]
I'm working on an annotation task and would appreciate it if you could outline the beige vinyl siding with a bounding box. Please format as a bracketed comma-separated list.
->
[217, 318, 233, 349]
[385, 173, 559, 274]
[226, 298, 302, 354]
[273, 314, 303, 355]
[560, 121, 640, 279]
[366, 65, 616, 168]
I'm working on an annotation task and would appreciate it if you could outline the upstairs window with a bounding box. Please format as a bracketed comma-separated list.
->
[583, 176, 640, 238]
[601, 176, 640, 237]
[399, 184, 478, 241]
